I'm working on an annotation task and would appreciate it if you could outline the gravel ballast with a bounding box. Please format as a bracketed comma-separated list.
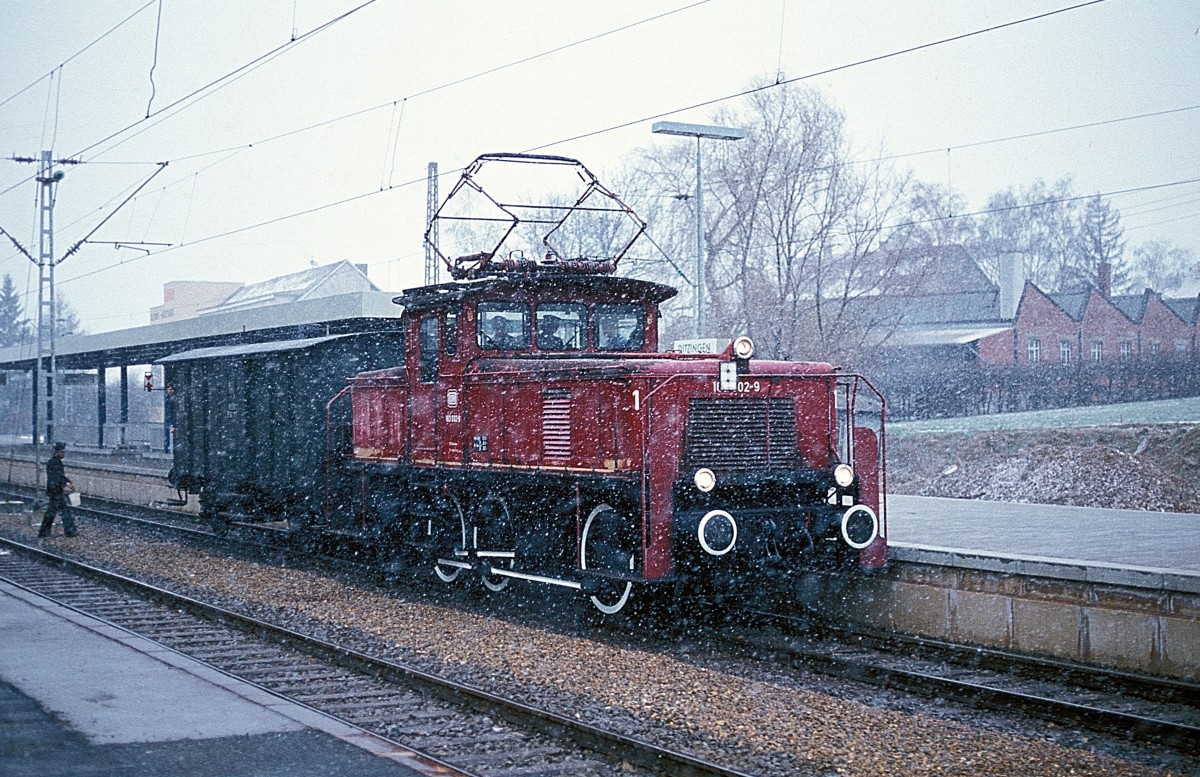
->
[6, 516, 1192, 777]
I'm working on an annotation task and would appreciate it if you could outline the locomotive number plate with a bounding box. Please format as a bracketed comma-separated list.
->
[472, 435, 489, 452]
[712, 379, 762, 393]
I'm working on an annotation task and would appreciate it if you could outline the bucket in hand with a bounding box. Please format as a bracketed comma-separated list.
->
[67, 492, 81, 507]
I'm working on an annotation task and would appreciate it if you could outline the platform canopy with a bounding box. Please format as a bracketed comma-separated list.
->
[0, 291, 403, 372]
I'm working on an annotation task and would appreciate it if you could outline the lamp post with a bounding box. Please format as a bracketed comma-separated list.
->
[651, 121, 744, 338]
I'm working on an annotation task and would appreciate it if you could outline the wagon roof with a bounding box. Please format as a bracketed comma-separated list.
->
[157, 334, 351, 363]
[392, 274, 677, 313]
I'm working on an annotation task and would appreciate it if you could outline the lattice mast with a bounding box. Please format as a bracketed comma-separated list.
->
[424, 162, 440, 286]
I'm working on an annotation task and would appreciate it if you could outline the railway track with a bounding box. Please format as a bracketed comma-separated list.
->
[735, 610, 1200, 752]
[0, 537, 751, 777]
[7, 487, 1200, 762]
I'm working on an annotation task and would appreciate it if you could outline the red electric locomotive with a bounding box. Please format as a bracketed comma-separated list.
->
[329, 154, 886, 614]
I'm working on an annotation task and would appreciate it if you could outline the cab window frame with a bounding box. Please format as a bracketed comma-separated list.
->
[418, 315, 439, 382]
[477, 302, 531, 350]
[594, 303, 646, 352]
[536, 303, 587, 351]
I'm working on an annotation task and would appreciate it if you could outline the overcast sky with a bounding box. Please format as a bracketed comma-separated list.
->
[1, 0, 1196, 333]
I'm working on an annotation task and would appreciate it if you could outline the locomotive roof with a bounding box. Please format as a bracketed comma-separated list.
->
[391, 274, 677, 313]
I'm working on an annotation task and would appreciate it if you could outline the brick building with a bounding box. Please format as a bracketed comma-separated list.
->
[869, 248, 1200, 417]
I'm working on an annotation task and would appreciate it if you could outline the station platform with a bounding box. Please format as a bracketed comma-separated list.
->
[0, 579, 436, 777]
[888, 494, 1200, 573]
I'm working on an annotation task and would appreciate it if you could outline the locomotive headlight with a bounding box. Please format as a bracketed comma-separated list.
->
[834, 464, 855, 488]
[840, 504, 879, 549]
[732, 336, 755, 360]
[698, 509, 738, 556]
[693, 467, 716, 493]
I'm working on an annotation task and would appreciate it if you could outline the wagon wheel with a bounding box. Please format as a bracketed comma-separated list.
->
[580, 503, 638, 615]
[473, 495, 516, 592]
[428, 492, 468, 583]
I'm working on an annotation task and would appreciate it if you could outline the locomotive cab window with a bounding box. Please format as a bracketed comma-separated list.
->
[536, 304, 585, 351]
[596, 304, 645, 351]
[418, 316, 438, 382]
[478, 302, 530, 350]
[445, 311, 458, 356]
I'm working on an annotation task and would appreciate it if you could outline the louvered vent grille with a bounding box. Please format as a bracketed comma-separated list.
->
[683, 398, 796, 471]
[542, 389, 572, 459]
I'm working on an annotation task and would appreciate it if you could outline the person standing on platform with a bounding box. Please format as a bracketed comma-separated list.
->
[38, 442, 77, 538]
[163, 385, 176, 453]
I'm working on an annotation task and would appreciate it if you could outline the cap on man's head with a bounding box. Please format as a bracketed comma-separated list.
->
[53, 442, 66, 451]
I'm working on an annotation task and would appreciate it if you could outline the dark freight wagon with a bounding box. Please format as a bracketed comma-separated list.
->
[160, 332, 405, 524]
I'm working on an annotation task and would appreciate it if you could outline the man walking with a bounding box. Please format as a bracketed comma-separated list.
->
[38, 442, 77, 538]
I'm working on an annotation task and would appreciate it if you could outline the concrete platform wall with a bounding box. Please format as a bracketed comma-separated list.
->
[0, 454, 198, 515]
[835, 545, 1200, 681]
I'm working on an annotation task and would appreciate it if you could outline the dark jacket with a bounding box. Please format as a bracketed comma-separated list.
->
[46, 455, 68, 496]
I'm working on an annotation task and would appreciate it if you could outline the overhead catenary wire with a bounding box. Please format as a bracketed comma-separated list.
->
[525, 0, 1112, 154]
[144, 0, 164, 118]
[62, 162, 169, 259]
[10, 0, 1184, 304]
[0, 0, 157, 111]
[91, 0, 716, 170]
[0, 0, 1119, 198]
[0, 0, 380, 200]
[31, 0, 1121, 288]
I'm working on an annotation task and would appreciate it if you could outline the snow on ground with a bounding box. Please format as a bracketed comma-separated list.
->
[887, 399, 1200, 514]
[890, 397, 1200, 436]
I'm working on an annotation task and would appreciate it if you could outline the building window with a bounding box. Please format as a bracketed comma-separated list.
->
[1059, 340, 1071, 365]
[1177, 340, 1189, 355]
[1120, 340, 1133, 361]
[1026, 338, 1040, 364]
[1148, 340, 1160, 355]
[1091, 341, 1103, 363]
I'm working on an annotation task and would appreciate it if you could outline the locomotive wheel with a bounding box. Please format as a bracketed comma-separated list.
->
[580, 503, 637, 615]
[473, 495, 516, 592]
[429, 492, 468, 583]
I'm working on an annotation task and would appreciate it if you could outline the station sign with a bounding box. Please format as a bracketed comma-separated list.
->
[672, 338, 730, 354]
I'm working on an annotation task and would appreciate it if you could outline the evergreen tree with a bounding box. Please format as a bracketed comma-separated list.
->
[1077, 194, 1129, 292]
[0, 274, 29, 347]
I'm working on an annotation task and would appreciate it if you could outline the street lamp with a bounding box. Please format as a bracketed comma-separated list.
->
[651, 121, 745, 339]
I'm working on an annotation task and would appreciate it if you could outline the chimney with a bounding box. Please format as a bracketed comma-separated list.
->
[998, 252, 1023, 320]
[1098, 262, 1111, 299]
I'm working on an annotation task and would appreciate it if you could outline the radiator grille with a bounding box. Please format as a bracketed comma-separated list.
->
[683, 398, 796, 471]
[542, 389, 572, 459]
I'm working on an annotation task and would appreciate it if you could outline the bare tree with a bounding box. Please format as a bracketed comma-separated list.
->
[895, 181, 976, 251]
[974, 177, 1083, 290]
[630, 82, 912, 363]
[1128, 239, 1197, 294]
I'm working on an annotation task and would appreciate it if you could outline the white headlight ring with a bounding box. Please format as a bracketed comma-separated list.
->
[698, 509, 738, 556]
[840, 504, 879, 550]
